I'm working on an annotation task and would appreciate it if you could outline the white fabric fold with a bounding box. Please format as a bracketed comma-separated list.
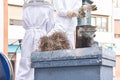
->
[16, 2, 54, 80]
[53, 0, 82, 49]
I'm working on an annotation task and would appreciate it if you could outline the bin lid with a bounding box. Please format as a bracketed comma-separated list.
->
[31, 47, 116, 68]
[32, 47, 115, 62]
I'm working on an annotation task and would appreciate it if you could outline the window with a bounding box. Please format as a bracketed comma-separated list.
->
[91, 15, 108, 32]
[10, 19, 22, 26]
[114, 34, 120, 38]
[114, 20, 120, 38]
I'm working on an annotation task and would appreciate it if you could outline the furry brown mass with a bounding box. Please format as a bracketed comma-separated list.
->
[39, 32, 70, 51]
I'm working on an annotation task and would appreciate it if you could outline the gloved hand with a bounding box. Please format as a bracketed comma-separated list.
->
[67, 11, 77, 18]
[72, 12, 77, 17]
[86, 5, 97, 11]
[67, 11, 73, 18]
[79, 5, 97, 11]
[83, 5, 97, 11]
[78, 6, 86, 18]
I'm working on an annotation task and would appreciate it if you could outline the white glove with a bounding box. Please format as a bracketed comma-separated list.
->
[67, 11, 73, 18]
[86, 5, 97, 11]
[67, 11, 77, 18]
[81, 5, 97, 11]
[78, 6, 85, 18]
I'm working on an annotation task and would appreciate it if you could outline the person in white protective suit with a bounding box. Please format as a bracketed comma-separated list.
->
[48, 0, 82, 49]
[16, 0, 54, 80]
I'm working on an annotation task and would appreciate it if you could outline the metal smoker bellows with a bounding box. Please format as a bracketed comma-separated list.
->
[76, 0, 97, 48]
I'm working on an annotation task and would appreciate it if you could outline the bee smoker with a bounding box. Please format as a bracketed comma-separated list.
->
[76, 0, 97, 48]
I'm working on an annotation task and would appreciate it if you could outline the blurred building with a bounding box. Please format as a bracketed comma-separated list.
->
[8, 0, 24, 76]
[113, 0, 120, 79]
[0, 0, 8, 54]
[91, 0, 114, 48]
[0, 0, 4, 52]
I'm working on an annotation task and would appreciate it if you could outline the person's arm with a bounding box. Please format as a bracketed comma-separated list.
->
[46, 8, 54, 33]
[53, 0, 67, 17]
[70, 0, 82, 17]
[72, 0, 82, 13]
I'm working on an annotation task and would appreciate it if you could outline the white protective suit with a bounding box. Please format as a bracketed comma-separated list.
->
[16, 1, 54, 80]
[51, 0, 82, 49]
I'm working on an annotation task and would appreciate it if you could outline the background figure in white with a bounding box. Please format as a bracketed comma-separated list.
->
[16, 0, 54, 80]
[49, 0, 82, 49]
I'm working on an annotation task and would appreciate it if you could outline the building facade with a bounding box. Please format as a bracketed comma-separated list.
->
[0, 0, 8, 54]
[0, 0, 4, 52]
[91, 0, 114, 47]
[113, 0, 120, 79]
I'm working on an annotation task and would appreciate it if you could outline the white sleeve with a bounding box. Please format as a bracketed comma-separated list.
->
[53, 0, 67, 17]
[72, 0, 82, 13]
[46, 8, 54, 33]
